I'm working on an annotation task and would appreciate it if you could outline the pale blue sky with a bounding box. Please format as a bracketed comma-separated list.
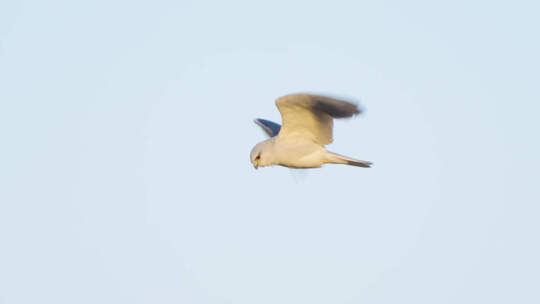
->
[1, 0, 539, 303]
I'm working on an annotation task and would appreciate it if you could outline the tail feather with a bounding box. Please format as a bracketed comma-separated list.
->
[325, 151, 372, 168]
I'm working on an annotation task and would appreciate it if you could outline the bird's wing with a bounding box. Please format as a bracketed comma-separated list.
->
[254, 118, 281, 137]
[275, 93, 361, 145]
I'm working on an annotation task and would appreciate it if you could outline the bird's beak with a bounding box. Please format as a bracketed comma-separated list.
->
[254, 164, 258, 170]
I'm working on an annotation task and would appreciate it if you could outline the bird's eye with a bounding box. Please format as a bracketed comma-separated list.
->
[256, 154, 261, 160]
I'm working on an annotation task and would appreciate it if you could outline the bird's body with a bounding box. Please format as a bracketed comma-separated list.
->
[250, 93, 372, 169]
[252, 136, 328, 168]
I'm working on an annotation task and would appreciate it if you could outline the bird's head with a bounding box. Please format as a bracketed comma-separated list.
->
[250, 140, 273, 169]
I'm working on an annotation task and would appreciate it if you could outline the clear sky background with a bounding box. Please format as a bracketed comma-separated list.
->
[1, 0, 539, 303]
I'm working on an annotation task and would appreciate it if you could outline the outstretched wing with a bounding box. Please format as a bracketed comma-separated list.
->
[254, 118, 281, 137]
[275, 93, 361, 145]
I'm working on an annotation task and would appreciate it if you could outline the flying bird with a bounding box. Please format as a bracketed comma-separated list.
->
[250, 93, 372, 169]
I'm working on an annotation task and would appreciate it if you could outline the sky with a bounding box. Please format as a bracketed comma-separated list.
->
[1, 0, 539, 303]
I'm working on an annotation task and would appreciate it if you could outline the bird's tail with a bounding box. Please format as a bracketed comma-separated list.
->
[325, 151, 372, 168]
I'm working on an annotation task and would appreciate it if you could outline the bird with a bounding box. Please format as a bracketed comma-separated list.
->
[250, 93, 372, 169]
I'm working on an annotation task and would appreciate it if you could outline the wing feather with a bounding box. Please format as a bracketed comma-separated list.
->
[275, 93, 360, 145]
[254, 118, 281, 137]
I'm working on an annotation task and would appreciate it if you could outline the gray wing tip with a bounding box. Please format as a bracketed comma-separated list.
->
[254, 118, 281, 137]
[313, 98, 363, 118]
[253, 118, 266, 129]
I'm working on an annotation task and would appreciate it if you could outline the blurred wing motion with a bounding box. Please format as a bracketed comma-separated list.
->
[275, 93, 361, 145]
[254, 118, 281, 137]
